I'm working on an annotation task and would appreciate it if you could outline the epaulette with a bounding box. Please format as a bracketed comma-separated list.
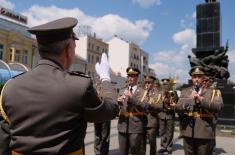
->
[69, 71, 91, 78]
[209, 82, 217, 89]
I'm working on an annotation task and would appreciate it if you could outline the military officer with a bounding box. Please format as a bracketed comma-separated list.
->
[142, 75, 162, 155]
[158, 78, 178, 154]
[117, 67, 146, 155]
[0, 17, 119, 155]
[94, 78, 111, 155]
[175, 66, 223, 155]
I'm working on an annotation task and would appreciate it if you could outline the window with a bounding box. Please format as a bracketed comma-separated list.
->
[91, 55, 94, 64]
[88, 54, 91, 63]
[9, 48, 13, 61]
[96, 56, 99, 63]
[88, 42, 91, 49]
[0, 44, 3, 60]
[96, 46, 100, 52]
[15, 50, 21, 62]
[22, 50, 28, 64]
[143, 66, 146, 72]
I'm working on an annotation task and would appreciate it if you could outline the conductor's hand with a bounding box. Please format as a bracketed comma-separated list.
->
[95, 53, 111, 82]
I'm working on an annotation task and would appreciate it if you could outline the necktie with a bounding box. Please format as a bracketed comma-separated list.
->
[130, 87, 133, 94]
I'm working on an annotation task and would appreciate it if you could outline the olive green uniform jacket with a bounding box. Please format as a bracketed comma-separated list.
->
[175, 86, 223, 139]
[142, 89, 162, 128]
[0, 59, 119, 154]
[117, 86, 146, 133]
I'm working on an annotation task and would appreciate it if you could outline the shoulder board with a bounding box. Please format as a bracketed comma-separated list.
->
[11, 72, 26, 79]
[68, 71, 91, 78]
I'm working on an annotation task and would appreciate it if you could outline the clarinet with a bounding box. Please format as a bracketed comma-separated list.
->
[193, 83, 201, 112]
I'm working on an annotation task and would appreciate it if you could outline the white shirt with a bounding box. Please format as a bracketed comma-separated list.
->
[128, 85, 137, 94]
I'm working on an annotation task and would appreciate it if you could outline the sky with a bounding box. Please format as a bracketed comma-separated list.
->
[1, 0, 234, 84]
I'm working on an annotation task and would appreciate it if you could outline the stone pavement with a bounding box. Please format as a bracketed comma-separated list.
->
[85, 119, 235, 155]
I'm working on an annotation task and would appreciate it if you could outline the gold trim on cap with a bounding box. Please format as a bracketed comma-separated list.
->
[127, 69, 138, 75]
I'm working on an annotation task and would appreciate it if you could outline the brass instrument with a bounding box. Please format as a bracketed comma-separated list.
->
[162, 78, 178, 110]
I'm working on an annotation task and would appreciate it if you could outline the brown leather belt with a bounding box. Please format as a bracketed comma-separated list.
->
[120, 112, 144, 117]
[12, 148, 83, 155]
[187, 112, 214, 118]
[146, 110, 158, 114]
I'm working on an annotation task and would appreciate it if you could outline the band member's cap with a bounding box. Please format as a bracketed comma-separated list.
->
[144, 75, 156, 82]
[161, 78, 170, 85]
[189, 66, 205, 76]
[28, 17, 78, 44]
[126, 67, 140, 75]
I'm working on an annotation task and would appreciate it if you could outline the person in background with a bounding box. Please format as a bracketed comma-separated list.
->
[158, 78, 178, 154]
[175, 66, 223, 155]
[142, 75, 162, 155]
[117, 67, 146, 155]
[94, 77, 111, 155]
[0, 17, 119, 155]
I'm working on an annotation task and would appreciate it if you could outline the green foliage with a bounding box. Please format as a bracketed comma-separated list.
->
[0, 83, 4, 92]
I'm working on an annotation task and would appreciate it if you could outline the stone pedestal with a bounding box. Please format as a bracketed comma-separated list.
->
[216, 80, 235, 118]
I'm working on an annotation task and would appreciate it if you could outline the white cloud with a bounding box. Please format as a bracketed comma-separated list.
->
[132, 0, 161, 9]
[149, 62, 190, 83]
[172, 28, 196, 47]
[0, 0, 15, 9]
[192, 11, 196, 19]
[228, 48, 235, 63]
[150, 28, 196, 83]
[22, 5, 153, 45]
[228, 49, 235, 81]
[93, 15, 153, 44]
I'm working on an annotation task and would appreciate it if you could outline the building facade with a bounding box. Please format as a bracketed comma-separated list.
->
[108, 35, 150, 79]
[69, 55, 87, 74]
[0, 6, 37, 69]
[75, 34, 108, 79]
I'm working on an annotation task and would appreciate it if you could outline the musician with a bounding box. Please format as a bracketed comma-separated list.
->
[175, 66, 223, 155]
[117, 67, 146, 155]
[158, 78, 178, 154]
[142, 75, 162, 155]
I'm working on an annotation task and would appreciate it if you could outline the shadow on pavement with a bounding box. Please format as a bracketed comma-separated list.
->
[214, 147, 227, 155]
[109, 149, 119, 155]
[172, 143, 183, 151]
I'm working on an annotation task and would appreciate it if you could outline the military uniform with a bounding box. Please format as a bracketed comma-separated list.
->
[117, 67, 146, 155]
[158, 79, 178, 154]
[0, 18, 119, 155]
[0, 118, 10, 155]
[175, 66, 223, 155]
[93, 80, 112, 155]
[142, 75, 162, 155]
[94, 121, 111, 155]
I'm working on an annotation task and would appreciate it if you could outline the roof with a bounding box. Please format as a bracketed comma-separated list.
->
[0, 17, 32, 38]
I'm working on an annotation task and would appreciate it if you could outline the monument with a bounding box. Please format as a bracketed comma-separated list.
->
[188, 0, 235, 119]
